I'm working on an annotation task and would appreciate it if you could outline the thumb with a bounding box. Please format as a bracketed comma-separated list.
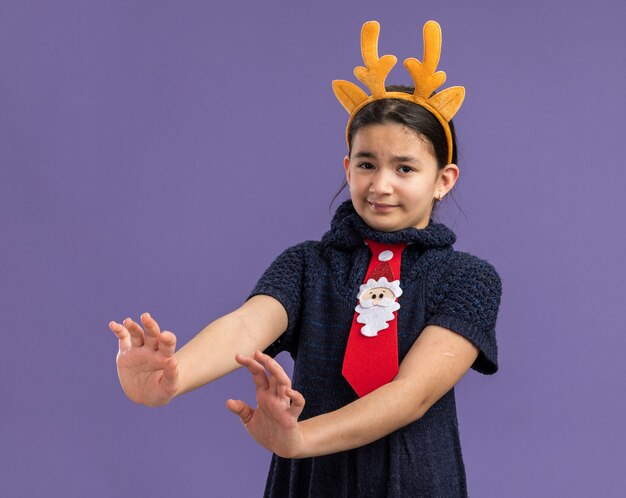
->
[161, 357, 179, 395]
[226, 399, 255, 425]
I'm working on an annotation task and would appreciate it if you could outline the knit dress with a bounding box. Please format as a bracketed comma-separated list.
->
[248, 200, 503, 498]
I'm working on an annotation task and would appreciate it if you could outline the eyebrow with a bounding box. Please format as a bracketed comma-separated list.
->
[353, 151, 420, 163]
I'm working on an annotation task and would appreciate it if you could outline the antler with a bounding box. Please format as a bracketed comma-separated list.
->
[353, 21, 397, 98]
[332, 21, 396, 113]
[403, 20, 464, 121]
[404, 20, 447, 100]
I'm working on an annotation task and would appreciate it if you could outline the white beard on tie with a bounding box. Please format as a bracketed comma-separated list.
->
[355, 297, 401, 337]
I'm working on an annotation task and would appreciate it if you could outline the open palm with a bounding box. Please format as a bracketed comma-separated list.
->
[109, 313, 179, 407]
[227, 351, 306, 458]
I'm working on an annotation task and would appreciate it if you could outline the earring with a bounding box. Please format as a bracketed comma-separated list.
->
[438, 192, 445, 201]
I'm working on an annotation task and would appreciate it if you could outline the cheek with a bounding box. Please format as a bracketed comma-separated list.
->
[401, 180, 434, 199]
[348, 182, 358, 200]
[348, 175, 366, 194]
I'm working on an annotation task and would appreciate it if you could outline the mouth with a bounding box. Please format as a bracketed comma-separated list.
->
[368, 201, 398, 212]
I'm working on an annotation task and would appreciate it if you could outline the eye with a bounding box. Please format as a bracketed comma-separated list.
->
[357, 162, 375, 170]
[398, 165, 415, 174]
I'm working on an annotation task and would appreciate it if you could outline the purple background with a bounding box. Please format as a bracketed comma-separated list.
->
[1, 1, 624, 496]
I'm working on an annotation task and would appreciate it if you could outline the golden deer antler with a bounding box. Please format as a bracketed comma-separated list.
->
[404, 21, 447, 100]
[353, 21, 397, 98]
[332, 21, 394, 114]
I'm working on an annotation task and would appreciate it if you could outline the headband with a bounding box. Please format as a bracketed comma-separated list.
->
[332, 20, 465, 165]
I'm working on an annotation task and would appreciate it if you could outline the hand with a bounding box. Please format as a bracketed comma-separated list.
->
[108, 312, 179, 407]
[226, 351, 306, 459]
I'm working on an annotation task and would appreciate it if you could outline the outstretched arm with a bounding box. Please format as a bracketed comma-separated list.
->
[173, 295, 288, 396]
[227, 324, 479, 458]
[108, 294, 287, 406]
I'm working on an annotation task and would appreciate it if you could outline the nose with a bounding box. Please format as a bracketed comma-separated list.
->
[369, 169, 393, 195]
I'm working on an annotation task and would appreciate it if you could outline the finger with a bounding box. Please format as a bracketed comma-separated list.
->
[157, 331, 177, 358]
[160, 357, 179, 395]
[237, 354, 270, 391]
[287, 388, 306, 418]
[140, 312, 160, 350]
[226, 399, 255, 425]
[108, 321, 131, 353]
[257, 351, 291, 398]
[235, 354, 270, 391]
[255, 351, 284, 396]
[123, 317, 145, 348]
[266, 360, 279, 395]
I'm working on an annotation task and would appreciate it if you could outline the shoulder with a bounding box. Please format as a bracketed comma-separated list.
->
[261, 240, 324, 274]
[425, 249, 503, 314]
[273, 240, 322, 261]
[252, 241, 321, 312]
[267, 240, 320, 258]
[446, 250, 502, 289]
[274, 239, 321, 253]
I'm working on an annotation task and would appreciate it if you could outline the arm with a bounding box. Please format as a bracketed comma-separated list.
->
[109, 294, 287, 406]
[299, 324, 479, 456]
[175, 294, 288, 396]
[228, 324, 479, 458]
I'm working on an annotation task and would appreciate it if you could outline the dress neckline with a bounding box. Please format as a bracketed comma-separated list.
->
[320, 200, 456, 251]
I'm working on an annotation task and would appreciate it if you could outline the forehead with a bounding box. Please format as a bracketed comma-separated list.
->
[351, 122, 437, 161]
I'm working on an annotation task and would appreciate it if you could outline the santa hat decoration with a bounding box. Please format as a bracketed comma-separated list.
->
[358, 250, 403, 298]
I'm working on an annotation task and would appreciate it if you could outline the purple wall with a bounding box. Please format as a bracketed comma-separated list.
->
[2, 1, 625, 496]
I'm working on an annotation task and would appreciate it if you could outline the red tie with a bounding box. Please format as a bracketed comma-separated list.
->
[342, 240, 407, 397]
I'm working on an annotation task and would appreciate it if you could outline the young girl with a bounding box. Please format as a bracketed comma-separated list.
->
[109, 20, 502, 497]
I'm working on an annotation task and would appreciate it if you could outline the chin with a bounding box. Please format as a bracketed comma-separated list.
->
[371, 220, 401, 232]
[359, 213, 406, 232]
[355, 204, 427, 232]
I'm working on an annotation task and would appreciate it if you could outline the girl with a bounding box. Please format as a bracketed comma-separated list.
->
[109, 20, 502, 497]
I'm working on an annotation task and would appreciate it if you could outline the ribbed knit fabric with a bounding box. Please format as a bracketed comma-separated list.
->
[249, 200, 503, 498]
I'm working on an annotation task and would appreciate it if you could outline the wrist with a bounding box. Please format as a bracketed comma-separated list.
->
[171, 352, 187, 398]
[293, 420, 317, 459]
[273, 422, 309, 459]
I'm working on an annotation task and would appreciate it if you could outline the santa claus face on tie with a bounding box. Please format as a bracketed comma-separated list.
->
[360, 286, 396, 304]
[355, 277, 402, 337]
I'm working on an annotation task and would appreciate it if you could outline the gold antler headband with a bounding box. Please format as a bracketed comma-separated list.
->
[332, 20, 465, 165]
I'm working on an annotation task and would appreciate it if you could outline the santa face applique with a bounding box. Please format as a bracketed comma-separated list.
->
[354, 272, 403, 337]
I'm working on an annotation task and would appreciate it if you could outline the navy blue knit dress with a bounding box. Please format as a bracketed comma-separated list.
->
[249, 200, 502, 498]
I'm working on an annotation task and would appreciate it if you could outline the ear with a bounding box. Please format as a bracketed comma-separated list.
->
[343, 155, 351, 184]
[438, 163, 459, 192]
